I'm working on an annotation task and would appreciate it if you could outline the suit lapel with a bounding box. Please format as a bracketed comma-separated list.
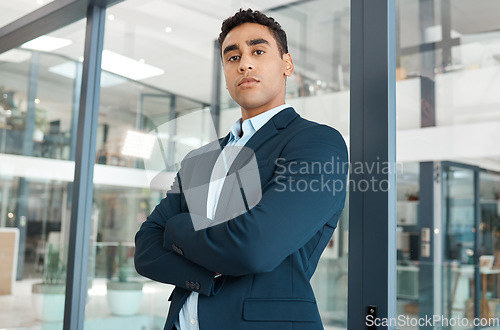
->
[219, 132, 231, 149]
[213, 108, 299, 220]
[226, 107, 299, 175]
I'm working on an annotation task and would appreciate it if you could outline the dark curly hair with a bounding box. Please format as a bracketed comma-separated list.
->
[218, 8, 288, 58]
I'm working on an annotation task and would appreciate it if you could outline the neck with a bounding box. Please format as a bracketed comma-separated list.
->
[240, 101, 285, 121]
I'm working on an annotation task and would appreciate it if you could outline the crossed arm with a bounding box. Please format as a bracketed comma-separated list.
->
[135, 125, 348, 290]
[134, 173, 222, 296]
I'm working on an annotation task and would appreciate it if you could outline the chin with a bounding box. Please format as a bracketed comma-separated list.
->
[240, 103, 267, 112]
[236, 97, 268, 110]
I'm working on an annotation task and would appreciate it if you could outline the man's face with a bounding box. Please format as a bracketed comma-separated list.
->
[221, 23, 293, 116]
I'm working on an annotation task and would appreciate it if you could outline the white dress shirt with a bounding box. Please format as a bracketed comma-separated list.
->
[174, 104, 291, 330]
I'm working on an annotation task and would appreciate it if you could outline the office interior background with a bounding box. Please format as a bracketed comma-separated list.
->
[0, 0, 499, 329]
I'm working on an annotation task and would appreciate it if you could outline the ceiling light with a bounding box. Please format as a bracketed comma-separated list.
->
[101, 50, 164, 80]
[108, 14, 115, 20]
[34, 98, 40, 104]
[22, 35, 72, 52]
[164, 27, 172, 33]
[121, 131, 156, 159]
[48, 61, 127, 87]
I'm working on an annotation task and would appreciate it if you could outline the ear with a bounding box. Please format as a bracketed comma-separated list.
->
[283, 53, 294, 77]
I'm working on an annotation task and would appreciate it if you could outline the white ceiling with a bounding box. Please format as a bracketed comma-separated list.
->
[2, 0, 497, 105]
[0, 0, 308, 105]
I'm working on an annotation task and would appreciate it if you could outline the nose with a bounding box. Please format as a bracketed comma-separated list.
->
[238, 55, 253, 72]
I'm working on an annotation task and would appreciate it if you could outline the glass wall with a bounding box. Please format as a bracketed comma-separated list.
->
[396, 0, 500, 328]
[80, 0, 351, 328]
[2, 0, 468, 328]
[85, 0, 215, 328]
[0, 0, 355, 327]
[0, 19, 85, 328]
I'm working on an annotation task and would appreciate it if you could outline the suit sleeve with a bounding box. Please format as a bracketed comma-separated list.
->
[134, 172, 222, 296]
[163, 125, 349, 277]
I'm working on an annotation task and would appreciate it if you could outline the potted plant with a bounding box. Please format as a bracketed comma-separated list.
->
[32, 243, 66, 322]
[106, 242, 143, 316]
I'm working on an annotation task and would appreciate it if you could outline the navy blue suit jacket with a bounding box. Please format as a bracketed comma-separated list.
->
[134, 107, 348, 330]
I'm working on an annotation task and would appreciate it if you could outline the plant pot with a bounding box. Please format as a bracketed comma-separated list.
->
[106, 281, 143, 316]
[32, 283, 65, 322]
[33, 128, 44, 142]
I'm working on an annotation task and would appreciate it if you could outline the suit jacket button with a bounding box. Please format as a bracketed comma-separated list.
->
[172, 244, 184, 256]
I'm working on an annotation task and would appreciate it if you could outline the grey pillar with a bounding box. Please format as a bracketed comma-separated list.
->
[418, 162, 435, 325]
[63, 4, 105, 330]
[473, 168, 480, 320]
[348, 0, 397, 329]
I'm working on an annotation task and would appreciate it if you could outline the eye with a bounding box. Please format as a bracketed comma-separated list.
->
[254, 49, 264, 55]
[228, 55, 240, 62]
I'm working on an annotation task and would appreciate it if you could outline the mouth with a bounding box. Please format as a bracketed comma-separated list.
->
[238, 77, 259, 87]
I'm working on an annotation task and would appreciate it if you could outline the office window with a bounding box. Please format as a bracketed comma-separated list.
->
[0, 19, 85, 327]
[85, 0, 214, 327]
[396, 0, 500, 328]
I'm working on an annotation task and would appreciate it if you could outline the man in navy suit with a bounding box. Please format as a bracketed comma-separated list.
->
[135, 8, 348, 330]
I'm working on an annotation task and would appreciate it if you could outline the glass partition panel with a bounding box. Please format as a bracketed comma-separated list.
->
[0, 18, 85, 329]
[396, 0, 500, 328]
[90, 0, 351, 329]
[85, 0, 212, 328]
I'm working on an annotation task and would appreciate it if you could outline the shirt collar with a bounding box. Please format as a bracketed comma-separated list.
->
[229, 103, 291, 141]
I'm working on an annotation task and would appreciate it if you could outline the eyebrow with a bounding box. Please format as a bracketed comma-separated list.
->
[223, 44, 239, 55]
[247, 38, 269, 46]
[222, 38, 270, 55]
